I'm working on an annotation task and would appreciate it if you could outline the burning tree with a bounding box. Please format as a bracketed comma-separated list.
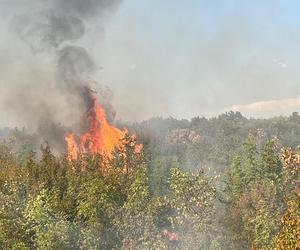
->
[65, 88, 142, 171]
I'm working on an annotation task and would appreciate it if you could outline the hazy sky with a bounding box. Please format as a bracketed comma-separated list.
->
[1, 0, 300, 127]
[98, 0, 300, 120]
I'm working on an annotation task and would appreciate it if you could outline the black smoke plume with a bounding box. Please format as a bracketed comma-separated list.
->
[3, 0, 122, 153]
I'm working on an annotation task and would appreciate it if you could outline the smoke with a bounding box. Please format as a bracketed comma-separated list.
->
[2, 1, 300, 145]
[54, 0, 121, 18]
[94, 1, 300, 121]
[0, 0, 122, 153]
[13, 10, 85, 52]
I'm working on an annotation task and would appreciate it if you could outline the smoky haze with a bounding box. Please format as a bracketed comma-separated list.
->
[0, 0, 122, 152]
[1, 1, 300, 138]
[95, 1, 300, 120]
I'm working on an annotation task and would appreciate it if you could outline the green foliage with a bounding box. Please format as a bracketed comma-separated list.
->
[275, 195, 300, 250]
[169, 167, 216, 249]
[25, 188, 75, 249]
[225, 138, 299, 249]
[0, 182, 29, 249]
[118, 167, 159, 248]
[0, 113, 299, 249]
[243, 135, 259, 185]
[76, 175, 123, 249]
[275, 147, 300, 250]
[148, 155, 179, 196]
[230, 155, 243, 197]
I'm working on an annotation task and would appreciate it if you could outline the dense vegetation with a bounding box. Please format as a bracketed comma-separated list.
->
[0, 112, 299, 249]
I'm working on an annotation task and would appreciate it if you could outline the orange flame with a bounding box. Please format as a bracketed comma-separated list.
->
[65, 89, 132, 161]
[65, 133, 78, 161]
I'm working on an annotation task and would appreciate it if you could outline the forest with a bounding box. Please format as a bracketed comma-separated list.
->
[0, 111, 299, 249]
[1, 0, 300, 249]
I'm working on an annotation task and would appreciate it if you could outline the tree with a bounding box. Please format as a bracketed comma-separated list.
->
[243, 135, 259, 185]
[275, 194, 300, 250]
[76, 174, 123, 249]
[225, 138, 285, 249]
[25, 189, 75, 250]
[118, 167, 165, 249]
[275, 147, 300, 250]
[169, 167, 216, 249]
[0, 182, 29, 249]
[260, 139, 282, 181]
[111, 133, 145, 176]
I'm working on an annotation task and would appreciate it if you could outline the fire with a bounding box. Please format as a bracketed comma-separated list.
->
[65, 133, 78, 161]
[65, 89, 138, 161]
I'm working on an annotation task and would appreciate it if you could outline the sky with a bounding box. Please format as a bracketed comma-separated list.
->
[98, 0, 300, 120]
[1, 0, 300, 127]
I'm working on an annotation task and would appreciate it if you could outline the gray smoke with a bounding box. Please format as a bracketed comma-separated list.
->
[54, 0, 121, 18]
[13, 10, 85, 52]
[0, 0, 122, 153]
